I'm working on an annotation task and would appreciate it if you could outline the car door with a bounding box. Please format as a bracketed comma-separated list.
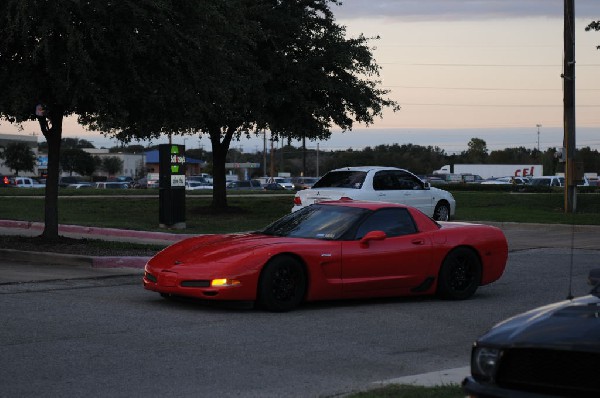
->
[372, 170, 434, 216]
[340, 208, 433, 295]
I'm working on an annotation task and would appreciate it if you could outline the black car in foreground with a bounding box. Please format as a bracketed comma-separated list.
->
[463, 269, 600, 398]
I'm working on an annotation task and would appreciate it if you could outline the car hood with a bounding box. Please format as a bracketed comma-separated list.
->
[148, 233, 294, 268]
[477, 294, 600, 352]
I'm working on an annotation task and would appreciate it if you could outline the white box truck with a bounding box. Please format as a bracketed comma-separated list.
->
[433, 164, 542, 180]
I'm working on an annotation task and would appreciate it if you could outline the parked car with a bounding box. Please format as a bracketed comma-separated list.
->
[530, 176, 564, 187]
[226, 180, 263, 190]
[144, 200, 507, 311]
[292, 166, 456, 221]
[481, 176, 529, 185]
[67, 182, 94, 189]
[11, 177, 45, 188]
[463, 268, 600, 397]
[112, 176, 134, 187]
[189, 174, 213, 184]
[263, 182, 287, 191]
[185, 181, 213, 190]
[95, 181, 129, 189]
[59, 176, 87, 187]
[0, 175, 12, 187]
[461, 174, 485, 184]
[273, 177, 294, 190]
[292, 177, 319, 190]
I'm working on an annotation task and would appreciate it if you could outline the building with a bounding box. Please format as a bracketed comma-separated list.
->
[82, 148, 146, 179]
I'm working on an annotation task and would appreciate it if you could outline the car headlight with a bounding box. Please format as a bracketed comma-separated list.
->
[471, 345, 501, 382]
[211, 278, 241, 287]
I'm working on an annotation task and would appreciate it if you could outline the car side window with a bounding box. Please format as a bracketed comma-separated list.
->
[354, 208, 417, 239]
[373, 171, 400, 190]
[393, 170, 424, 190]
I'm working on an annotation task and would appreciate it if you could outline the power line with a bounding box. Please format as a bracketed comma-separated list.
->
[379, 62, 600, 67]
[382, 85, 600, 91]
[399, 103, 600, 107]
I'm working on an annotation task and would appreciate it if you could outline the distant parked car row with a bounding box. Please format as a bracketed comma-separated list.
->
[0, 176, 46, 188]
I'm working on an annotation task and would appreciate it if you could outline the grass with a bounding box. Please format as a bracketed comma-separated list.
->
[453, 191, 600, 225]
[1, 189, 598, 233]
[346, 384, 463, 398]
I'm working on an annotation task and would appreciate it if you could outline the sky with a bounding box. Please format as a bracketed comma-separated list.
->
[2, 0, 600, 155]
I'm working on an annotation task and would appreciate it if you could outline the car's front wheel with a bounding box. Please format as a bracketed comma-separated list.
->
[437, 248, 481, 300]
[433, 202, 450, 221]
[258, 255, 307, 312]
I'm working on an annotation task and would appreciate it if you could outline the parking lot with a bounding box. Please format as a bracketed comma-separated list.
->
[1, 223, 598, 397]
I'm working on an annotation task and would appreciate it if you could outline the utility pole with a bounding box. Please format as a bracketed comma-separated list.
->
[563, 0, 576, 213]
[263, 130, 267, 177]
[536, 124, 542, 152]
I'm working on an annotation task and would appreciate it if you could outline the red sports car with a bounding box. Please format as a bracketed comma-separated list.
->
[143, 200, 508, 311]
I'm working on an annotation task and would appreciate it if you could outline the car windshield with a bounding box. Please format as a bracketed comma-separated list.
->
[261, 204, 368, 240]
[312, 171, 367, 189]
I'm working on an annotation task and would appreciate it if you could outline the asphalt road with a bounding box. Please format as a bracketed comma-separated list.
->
[1, 246, 598, 397]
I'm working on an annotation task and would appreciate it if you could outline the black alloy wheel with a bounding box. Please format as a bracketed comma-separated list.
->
[437, 247, 482, 300]
[258, 255, 307, 312]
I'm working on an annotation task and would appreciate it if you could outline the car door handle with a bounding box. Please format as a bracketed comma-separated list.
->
[411, 239, 425, 245]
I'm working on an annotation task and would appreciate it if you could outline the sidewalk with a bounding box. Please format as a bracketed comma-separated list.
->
[0, 219, 194, 284]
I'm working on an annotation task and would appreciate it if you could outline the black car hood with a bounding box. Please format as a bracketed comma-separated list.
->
[478, 294, 600, 352]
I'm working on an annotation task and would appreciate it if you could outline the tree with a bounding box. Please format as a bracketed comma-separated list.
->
[0, 1, 210, 239]
[198, 0, 398, 209]
[101, 157, 124, 177]
[463, 138, 489, 163]
[586, 21, 600, 49]
[0, 142, 36, 176]
[38, 138, 95, 154]
[60, 149, 97, 177]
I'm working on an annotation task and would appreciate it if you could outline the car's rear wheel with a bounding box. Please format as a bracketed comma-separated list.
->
[437, 248, 481, 300]
[258, 255, 306, 312]
[433, 202, 450, 221]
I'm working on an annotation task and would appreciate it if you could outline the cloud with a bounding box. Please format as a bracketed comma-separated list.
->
[333, 0, 600, 21]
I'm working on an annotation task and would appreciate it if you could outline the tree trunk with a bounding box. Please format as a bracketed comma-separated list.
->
[40, 110, 63, 241]
[209, 126, 234, 210]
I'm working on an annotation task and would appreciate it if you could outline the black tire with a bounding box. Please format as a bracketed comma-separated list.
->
[437, 248, 482, 300]
[258, 256, 306, 312]
[433, 202, 450, 221]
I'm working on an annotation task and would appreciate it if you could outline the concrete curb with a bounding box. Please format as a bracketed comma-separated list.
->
[0, 219, 192, 242]
[374, 366, 469, 387]
[0, 249, 150, 269]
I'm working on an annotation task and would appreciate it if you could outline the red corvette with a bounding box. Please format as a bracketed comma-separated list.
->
[143, 200, 508, 311]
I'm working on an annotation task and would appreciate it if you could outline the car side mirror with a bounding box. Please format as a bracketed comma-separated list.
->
[360, 230, 387, 247]
[423, 181, 431, 189]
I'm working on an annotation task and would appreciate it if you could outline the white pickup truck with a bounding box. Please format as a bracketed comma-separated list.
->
[12, 177, 46, 188]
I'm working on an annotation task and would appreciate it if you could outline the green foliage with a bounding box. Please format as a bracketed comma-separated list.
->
[586, 20, 600, 49]
[101, 156, 124, 176]
[0, 142, 36, 175]
[60, 148, 97, 176]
